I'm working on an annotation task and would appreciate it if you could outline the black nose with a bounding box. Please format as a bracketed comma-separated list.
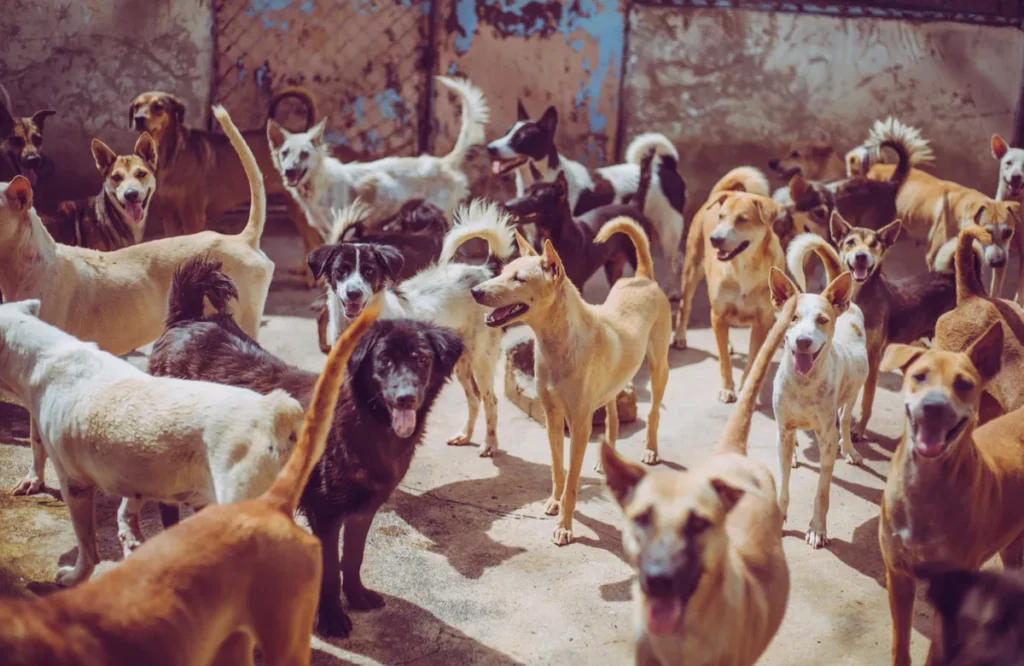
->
[709, 235, 726, 249]
[1011, 174, 1023, 185]
[395, 393, 417, 409]
[854, 252, 870, 265]
[768, 159, 780, 170]
[795, 336, 813, 351]
[642, 573, 676, 598]
[22, 154, 42, 169]
[470, 287, 483, 303]
[123, 189, 139, 202]
[344, 289, 362, 301]
[133, 117, 147, 131]
[487, 145, 499, 158]
[990, 256, 1006, 268]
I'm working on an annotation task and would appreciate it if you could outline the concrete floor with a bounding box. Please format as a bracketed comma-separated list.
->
[0, 224, 935, 665]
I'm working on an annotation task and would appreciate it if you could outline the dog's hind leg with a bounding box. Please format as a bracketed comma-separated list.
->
[672, 219, 705, 349]
[594, 399, 619, 473]
[308, 512, 352, 638]
[117, 496, 146, 557]
[806, 423, 839, 549]
[1000, 533, 1024, 569]
[554, 418, 592, 546]
[447, 356, 480, 447]
[56, 478, 100, 587]
[854, 344, 882, 441]
[886, 565, 916, 666]
[342, 512, 386, 610]
[472, 345, 500, 457]
[541, 398, 566, 518]
[11, 420, 47, 495]
[642, 330, 670, 465]
[839, 400, 863, 465]
[776, 427, 797, 523]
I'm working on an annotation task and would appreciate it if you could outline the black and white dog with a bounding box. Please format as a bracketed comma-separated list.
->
[486, 100, 686, 266]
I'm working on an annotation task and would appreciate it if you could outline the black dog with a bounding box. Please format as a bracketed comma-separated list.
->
[503, 148, 657, 289]
[148, 258, 463, 638]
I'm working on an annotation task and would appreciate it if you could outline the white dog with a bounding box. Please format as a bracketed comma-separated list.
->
[772, 234, 868, 549]
[268, 76, 489, 235]
[1, 299, 304, 586]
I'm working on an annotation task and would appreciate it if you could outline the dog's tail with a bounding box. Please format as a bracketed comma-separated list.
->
[268, 86, 318, 131]
[786, 232, 842, 290]
[625, 132, 678, 166]
[213, 105, 267, 249]
[717, 288, 797, 456]
[864, 117, 934, 188]
[265, 299, 380, 516]
[439, 199, 515, 265]
[954, 225, 992, 303]
[328, 198, 372, 244]
[595, 216, 654, 280]
[710, 166, 770, 197]
[165, 257, 239, 327]
[436, 76, 490, 169]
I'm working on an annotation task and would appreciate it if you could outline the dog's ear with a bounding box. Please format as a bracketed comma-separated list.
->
[516, 99, 529, 122]
[30, 109, 56, 132]
[810, 144, 833, 160]
[372, 244, 405, 283]
[541, 239, 564, 281]
[768, 266, 799, 310]
[880, 344, 926, 375]
[134, 132, 158, 171]
[267, 119, 288, 150]
[90, 139, 118, 177]
[967, 321, 1004, 384]
[754, 198, 779, 226]
[347, 322, 383, 376]
[878, 219, 903, 249]
[707, 469, 763, 514]
[601, 441, 646, 508]
[309, 117, 328, 145]
[0, 103, 13, 137]
[306, 245, 339, 281]
[4, 176, 33, 213]
[424, 325, 465, 378]
[164, 95, 186, 125]
[538, 106, 558, 137]
[127, 100, 138, 130]
[788, 173, 808, 200]
[829, 210, 852, 244]
[972, 203, 987, 227]
[711, 192, 730, 209]
[514, 230, 537, 257]
[10, 299, 41, 317]
[772, 210, 794, 240]
[993, 134, 1010, 161]
[528, 161, 543, 183]
[822, 272, 854, 315]
[554, 170, 568, 202]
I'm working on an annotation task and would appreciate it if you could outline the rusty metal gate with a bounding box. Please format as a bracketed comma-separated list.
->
[213, 0, 437, 159]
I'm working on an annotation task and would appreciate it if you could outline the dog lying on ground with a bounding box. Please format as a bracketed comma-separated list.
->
[472, 217, 671, 545]
[503, 148, 656, 289]
[768, 262, 865, 549]
[1, 298, 305, 586]
[602, 283, 793, 665]
[269, 76, 488, 236]
[675, 166, 786, 403]
[486, 101, 686, 267]
[0, 303, 376, 666]
[40, 133, 158, 251]
[0, 103, 55, 193]
[787, 213, 961, 440]
[148, 260, 460, 637]
[878, 322, 1024, 666]
[310, 200, 513, 456]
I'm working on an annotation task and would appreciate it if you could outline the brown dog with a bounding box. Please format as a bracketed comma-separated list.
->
[0, 302, 378, 666]
[675, 166, 786, 403]
[0, 104, 55, 192]
[878, 322, 1024, 666]
[768, 140, 846, 182]
[602, 280, 793, 665]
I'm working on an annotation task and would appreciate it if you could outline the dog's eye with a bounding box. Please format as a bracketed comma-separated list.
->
[380, 357, 393, 369]
[152, 102, 163, 112]
[791, 315, 799, 323]
[282, 149, 290, 158]
[135, 170, 148, 179]
[790, 151, 800, 158]
[954, 376, 974, 394]
[416, 354, 430, 366]
[512, 274, 524, 283]
[814, 207, 826, 219]
[869, 240, 879, 249]
[31, 135, 41, 147]
[912, 371, 927, 384]
[816, 315, 829, 326]
[685, 514, 711, 535]
[845, 239, 856, 247]
[300, 150, 309, 159]
[633, 508, 654, 529]
[9, 136, 24, 148]
[1003, 228, 1013, 240]
[111, 174, 124, 183]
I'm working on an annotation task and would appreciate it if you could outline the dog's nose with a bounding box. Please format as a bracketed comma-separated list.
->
[344, 289, 362, 302]
[795, 336, 813, 352]
[123, 189, 139, 202]
[470, 287, 484, 303]
[990, 255, 1007, 268]
[709, 235, 726, 249]
[1011, 173, 1023, 186]
[22, 154, 42, 169]
[395, 392, 417, 410]
[133, 116, 147, 130]
[486, 145, 499, 158]
[641, 573, 676, 599]
[854, 252, 870, 266]
[767, 159, 780, 170]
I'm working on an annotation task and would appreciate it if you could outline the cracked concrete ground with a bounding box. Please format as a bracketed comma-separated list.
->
[0, 221, 938, 665]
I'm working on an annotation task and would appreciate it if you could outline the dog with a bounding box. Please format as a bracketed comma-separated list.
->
[486, 101, 686, 266]
[769, 251, 866, 549]
[923, 567, 1024, 666]
[268, 76, 488, 236]
[0, 302, 376, 666]
[0, 103, 55, 191]
[40, 133, 158, 251]
[309, 200, 514, 457]
[993, 134, 1024, 203]
[601, 283, 793, 665]
[503, 148, 656, 289]
[0, 298, 307, 586]
[147, 260, 460, 637]
[877, 321, 1024, 666]
[769, 139, 846, 183]
[471, 217, 671, 545]
[675, 166, 786, 403]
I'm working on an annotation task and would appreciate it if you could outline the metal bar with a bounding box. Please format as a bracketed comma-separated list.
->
[614, 0, 634, 164]
[419, 0, 440, 155]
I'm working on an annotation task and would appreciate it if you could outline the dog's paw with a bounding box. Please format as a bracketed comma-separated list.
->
[844, 449, 864, 465]
[552, 526, 574, 546]
[718, 388, 737, 404]
[446, 432, 473, 447]
[55, 565, 86, 588]
[671, 335, 688, 350]
[317, 606, 354, 638]
[805, 528, 828, 549]
[791, 451, 799, 468]
[640, 449, 660, 466]
[851, 422, 868, 442]
[478, 442, 498, 458]
[11, 476, 42, 496]
[543, 497, 561, 516]
[345, 585, 386, 611]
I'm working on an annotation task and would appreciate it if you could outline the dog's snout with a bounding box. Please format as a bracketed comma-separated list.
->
[639, 545, 681, 598]
[22, 154, 42, 169]
[641, 572, 676, 598]
[1011, 173, 1023, 185]
[344, 289, 363, 302]
[486, 145, 499, 158]
[767, 159, 780, 170]
[854, 252, 870, 266]
[133, 116, 147, 131]
[395, 392, 417, 410]
[919, 391, 954, 422]
[795, 336, 813, 352]
[709, 234, 726, 249]
[285, 167, 302, 179]
[470, 287, 484, 303]
[123, 189, 139, 203]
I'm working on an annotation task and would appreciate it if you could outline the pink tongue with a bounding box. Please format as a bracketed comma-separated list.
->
[126, 202, 144, 224]
[853, 265, 869, 281]
[913, 423, 945, 457]
[491, 161, 503, 176]
[392, 408, 417, 438]
[793, 352, 815, 376]
[646, 597, 683, 635]
[21, 168, 37, 187]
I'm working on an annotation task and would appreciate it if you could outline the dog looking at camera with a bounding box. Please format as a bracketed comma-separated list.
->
[0, 103, 55, 192]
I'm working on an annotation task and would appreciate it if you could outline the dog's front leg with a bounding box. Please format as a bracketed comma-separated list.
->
[116, 496, 146, 557]
[541, 402, 566, 518]
[776, 426, 797, 523]
[11, 420, 47, 495]
[854, 345, 881, 441]
[342, 512, 385, 611]
[839, 400, 863, 465]
[554, 419, 592, 546]
[885, 563, 916, 666]
[807, 424, 839, 549]
[712, 312, 736, 403]
[643, 347, 669, 465]
[473, 346, 500, 457]
[447, 356, 480, 447]
[309, 513, 353, 638]
[672, 219, 705, 349]
[594, 399, 619, 473]
[56, 479, 99, 587]
[739, 317, 769, 392]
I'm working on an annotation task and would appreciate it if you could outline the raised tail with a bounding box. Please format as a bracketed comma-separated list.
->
[165, 257, 239, 327]
[439, 199, 515, 264]
[268, 86, 318, 131]
[595, 216, 654, 280]
[864, 117, 934, 188]
[716, 289, 798, 456]
[265, 299, 380, 515]
[436, 76, 490, 169]
[327, 198, 372, 244]
[786, 232, 842, 290]
[710, 166, 770, 197]
[955, 225, 992, 303]
[212, 105, 267, 248]
[625, 132, 678, 166]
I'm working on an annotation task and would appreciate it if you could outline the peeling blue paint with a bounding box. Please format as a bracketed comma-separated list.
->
[236, 58, 247, 83]
[454, 0, 478, 53]
[365, 129, 383, 152]
[448, 62, 458, 75]
[345, 97, 366, 126]
[247, 0, 292, 16]
[299, 0, 313, 15]
[255, 63, 270, 89]
[375, 89, 404, 122]
[325, 131, 348, 146]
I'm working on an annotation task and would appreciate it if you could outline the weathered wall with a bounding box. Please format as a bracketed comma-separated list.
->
[623, 7, 1024, 218]
[1, 0, 213, 207]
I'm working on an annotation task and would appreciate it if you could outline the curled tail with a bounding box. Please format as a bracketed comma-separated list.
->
[166, 257, 239, 327]
[595, 216, 654, 280]
[265, 299, 380, 515]
[439, 199, 515, 264]
[864, 117, 934, 188]
[436, 76, 490, 169]
[268, 86, 318, 131]
[786, 232, 842, 290]
[717, 292, 798, 456]
[625, 132, 678, 165]
[213, 105, 266, 248]
[634, 147, 656, 213]
[710, 166, 770, 197]
[956, 225, 992, 303]
[328, 198, 372, 244]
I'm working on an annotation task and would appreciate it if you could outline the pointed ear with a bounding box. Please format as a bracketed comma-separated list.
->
[538, 106, 558, 136]
[528, 161, 543, 182]
[601, 442, 646, 507]
[91, 139, 118, 176]
[829, 210, 852, 244]
[878, 219, 903, 249]
[707, 472, 761, 514]
[772, 210, 794, 240]
[880, 344, 926, 374]
[372, 244, 405, 282]
[134, 132, 158, 171]
[972, 204, 987, 226]
[30, 109, 56, 132]
[711, 192, 730, 209]
[768, 266, 799, 310]
[514, 230, 537, 257]
[554, 170, 568, 201]
[306, 245, 339, 280]
[822, 272, 853, 315]
[993, 134, 1009, 160]
[127, 100, 138, 131]
[967, 321, 1003, 384]
[4, 175, 33, 213]
[541, 239, 564, 280]
[517, 99, 529, 121]
[788, 173, 808, 200]
[309, 117, 327, 144]
[10, 299, 41, 317]
[267, 119, 287, 149]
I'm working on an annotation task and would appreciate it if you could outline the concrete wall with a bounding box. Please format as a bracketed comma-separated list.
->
[1, 0, 213, 208]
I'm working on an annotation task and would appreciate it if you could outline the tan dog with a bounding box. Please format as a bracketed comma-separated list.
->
[471, 217, 671, 546]
[0, 303, 378, 666]
[878, 322, 1024, 666]
[602, 282, 793, 666]
[768, 140, 846, 182]
[675, 166, 786, 403]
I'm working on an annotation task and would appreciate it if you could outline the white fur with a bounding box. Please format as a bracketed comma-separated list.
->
[1, 300, 304, 587]
[864, 116, 935, 167]
[995, 143, 1024, 203]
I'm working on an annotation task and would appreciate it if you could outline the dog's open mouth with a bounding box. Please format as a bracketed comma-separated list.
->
[492, 156, 527, 177]
[646, 596, 683, 635]
[123, 193, 150, 225]
[848, 261, 873, 282]
[1005, 179, 1023, 197]
[286, 169, 307, 187]
[715, 241, 749, 262]
[792, 349, 821, 376]
[485, 303, 528, 327]
[390, 407, 417, 438]
[910, 412, 968, 458]
[342, 300, 365, 318]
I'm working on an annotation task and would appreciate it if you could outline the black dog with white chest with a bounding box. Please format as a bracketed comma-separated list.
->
[148, 258, 463, 638]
